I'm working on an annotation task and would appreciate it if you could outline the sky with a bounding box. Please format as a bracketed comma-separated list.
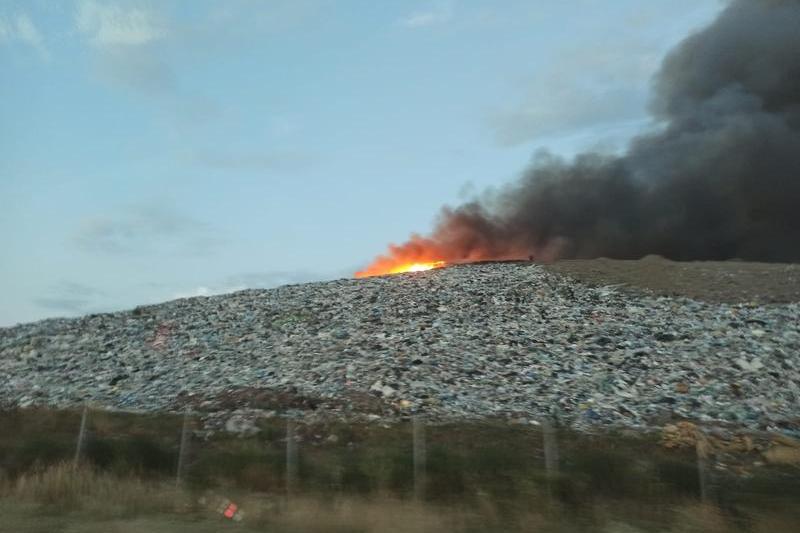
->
[0, 0, 726, 326]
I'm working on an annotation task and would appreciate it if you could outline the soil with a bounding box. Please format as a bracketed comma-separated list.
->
[544, 255, 800, 304]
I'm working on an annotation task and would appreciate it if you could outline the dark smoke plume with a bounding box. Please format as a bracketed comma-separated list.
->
[364, 0, 800, 272]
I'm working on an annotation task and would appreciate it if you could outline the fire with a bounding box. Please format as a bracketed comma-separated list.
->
[355, 235, 450, 278]
[355, 260, 445, 278]
[403, 262, 444, 273]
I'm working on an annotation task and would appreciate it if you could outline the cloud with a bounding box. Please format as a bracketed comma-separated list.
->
[488, 41, 659, 146]
[399, 0, 454, 28]
[170, 270, 322, 300]
[224, 271, 322, 289]
[33, 297, 90, 313]
[171, 286, 215, 299]
[401, 12, 447, 28]
[73, 204, 225, 256]
[76, 0, 164, 47]
[489, 85, 647, 146]
[0, 13, 49, 59]
[193, 150, 315, 173]
[34, 281, 105, 313]
[199, 0, 323, 37]
[75, 0, 170, 92]
[57, 281, 105, 298]
[95, 45, 173, 91]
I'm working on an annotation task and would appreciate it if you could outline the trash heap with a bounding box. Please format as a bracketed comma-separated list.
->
[1, 263, 798, 434]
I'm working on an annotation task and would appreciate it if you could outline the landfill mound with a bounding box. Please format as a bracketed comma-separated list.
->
[1, 262, 798, 433]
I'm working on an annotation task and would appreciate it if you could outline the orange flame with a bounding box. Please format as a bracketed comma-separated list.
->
[355, 260, 445, 278]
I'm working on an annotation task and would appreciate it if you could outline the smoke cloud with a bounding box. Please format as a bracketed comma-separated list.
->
[363, 0, 800, 273]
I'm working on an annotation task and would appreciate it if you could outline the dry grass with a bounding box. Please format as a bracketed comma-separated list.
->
[4, 462, 189, 516]
[252, 497, 479, 532]
[668, 503, 729, 533]
[2, 460, 799, 532]
[0, 463, 556, 532]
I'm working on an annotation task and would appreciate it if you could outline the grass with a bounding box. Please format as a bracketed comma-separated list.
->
[7, 463, 186, 514]
[1, 408, 800, 531]
[2, 461, 800, 532]
[0, 462, 534, 532]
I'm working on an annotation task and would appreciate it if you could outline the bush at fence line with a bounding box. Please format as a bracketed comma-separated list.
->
[83, 435, 176, 476]
[6, 437, 73, 476]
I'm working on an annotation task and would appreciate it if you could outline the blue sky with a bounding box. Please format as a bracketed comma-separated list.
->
[0, 0, 725, 326]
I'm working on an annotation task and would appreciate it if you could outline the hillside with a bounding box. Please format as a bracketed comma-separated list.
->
[1, 261, 799, 432]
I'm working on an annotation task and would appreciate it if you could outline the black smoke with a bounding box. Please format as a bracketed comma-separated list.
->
[376, 0, 800, 266]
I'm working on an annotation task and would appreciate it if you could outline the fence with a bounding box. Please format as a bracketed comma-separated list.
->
[3, 404, 720, 512]
[64, 405, 576, 499]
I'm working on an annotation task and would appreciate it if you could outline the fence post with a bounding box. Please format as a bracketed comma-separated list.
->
[695, 428, 714, 503]
[541, 418, 559, 504]
[413, 416, 426, 501]
[73, 404, 89, 469]
[286, 419, 298, 498]
[541, 419, 559, 479]
[176, 410, 191, 486]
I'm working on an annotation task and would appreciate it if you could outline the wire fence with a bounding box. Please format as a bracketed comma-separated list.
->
[5, 403, 720, 518]
[60, 404, 581, 500]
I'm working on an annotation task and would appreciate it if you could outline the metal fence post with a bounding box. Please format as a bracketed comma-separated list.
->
[695, 428, 714, 503]
[73, 404, 89, 469]
[541, 418, 559, 504]
[286, 419, 298, 497]
[413, 416, 426, 501]
[176, 410, 191, 486]
[542, 419, 559, 479]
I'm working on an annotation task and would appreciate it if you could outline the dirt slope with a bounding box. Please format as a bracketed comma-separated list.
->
[546, 255, 800, 304]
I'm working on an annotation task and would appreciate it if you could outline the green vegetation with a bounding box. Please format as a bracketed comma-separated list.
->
[1, 408, 799, 532]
